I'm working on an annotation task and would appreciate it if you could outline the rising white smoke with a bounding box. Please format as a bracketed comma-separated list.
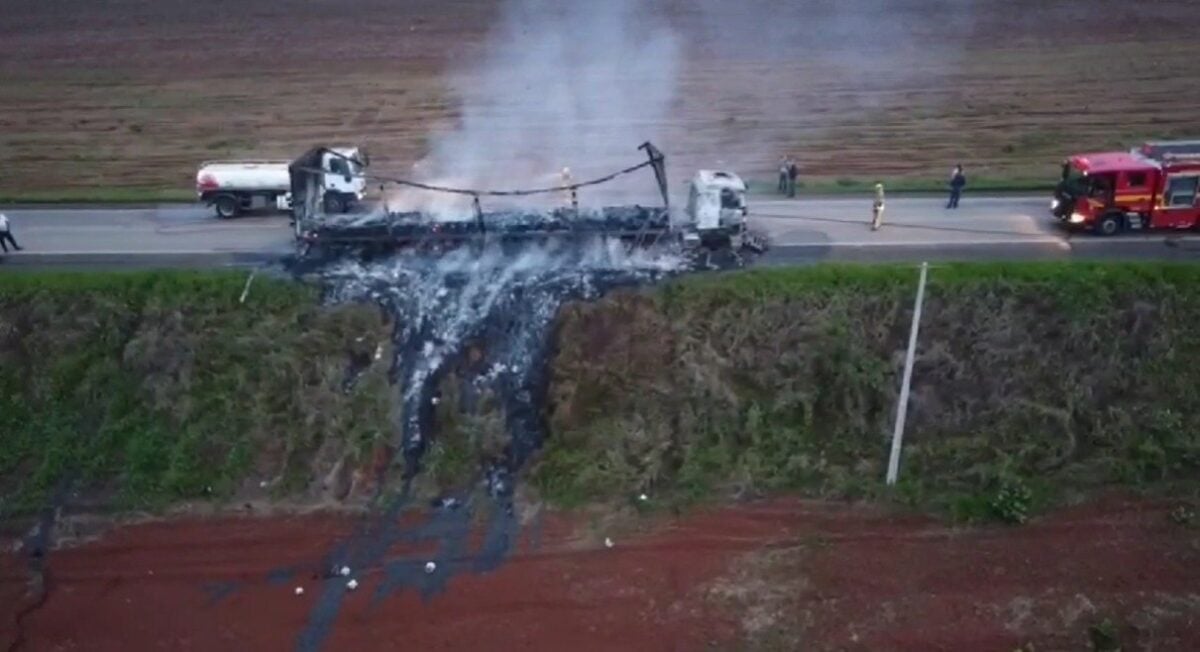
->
[388, 0, 681, 218]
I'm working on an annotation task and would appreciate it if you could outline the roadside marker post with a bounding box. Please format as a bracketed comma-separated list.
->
[886, 261, 928, 486]
[239, 269, 257, 304]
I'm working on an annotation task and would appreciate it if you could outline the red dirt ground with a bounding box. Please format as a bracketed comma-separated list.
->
[2, 496, 1198, 651]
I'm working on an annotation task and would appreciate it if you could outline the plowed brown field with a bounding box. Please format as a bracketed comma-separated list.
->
[2, 0, 1199, 194]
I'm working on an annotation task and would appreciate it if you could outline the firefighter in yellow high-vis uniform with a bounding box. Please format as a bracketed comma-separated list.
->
[561, 167, 574, 207]
[871, 183, 885, 231]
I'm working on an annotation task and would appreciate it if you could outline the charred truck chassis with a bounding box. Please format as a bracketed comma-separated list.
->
[299, 207, 674, 260]
[287, 143, 763, 260]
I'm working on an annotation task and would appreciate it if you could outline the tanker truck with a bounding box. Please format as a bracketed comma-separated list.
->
[196, 146, 369, 219]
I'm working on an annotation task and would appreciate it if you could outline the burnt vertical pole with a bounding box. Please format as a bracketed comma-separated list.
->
[639, 142, 669, 209]
[473, 194, 484, 233]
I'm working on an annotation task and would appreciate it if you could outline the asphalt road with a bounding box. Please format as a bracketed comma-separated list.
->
[751, 195, 1200, 265]
[1, 196, 1198, 270]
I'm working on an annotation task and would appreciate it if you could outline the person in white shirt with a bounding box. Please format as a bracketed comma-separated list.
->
[0, 213, 22, 252]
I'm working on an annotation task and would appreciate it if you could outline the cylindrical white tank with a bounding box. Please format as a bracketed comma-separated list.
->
[196, 161, 291, 194]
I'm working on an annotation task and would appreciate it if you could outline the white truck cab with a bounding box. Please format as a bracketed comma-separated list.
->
[678, 170, 749, 248]
[280, 146, 367, 213]
[198, 145, 368, 218]
[320, 147, 368, 208]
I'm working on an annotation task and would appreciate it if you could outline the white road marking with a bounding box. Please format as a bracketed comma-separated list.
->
[772, 238, 1071, 248]
[768, 236, 1200, 248]
[10, 250, 273, 255]
[23, 224, 285, 232]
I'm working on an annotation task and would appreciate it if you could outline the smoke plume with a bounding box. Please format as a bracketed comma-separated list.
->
[388, 0, 681, 217]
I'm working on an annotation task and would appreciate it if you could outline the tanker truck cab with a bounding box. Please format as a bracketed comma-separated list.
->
[1052, 140, 1200, 235]
[197, 145, 368, 219]
[681, 170, 748, 248]
[286, 146, 368, 214]
[319, 147, 369, 214]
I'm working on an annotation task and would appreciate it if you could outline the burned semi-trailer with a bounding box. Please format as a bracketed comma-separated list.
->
[286, 142, 766, 261]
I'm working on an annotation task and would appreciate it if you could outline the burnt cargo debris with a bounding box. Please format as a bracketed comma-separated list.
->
[304, 240, 685, 496]
[286, 142, 768, 263]
[298, 206, 674, 257]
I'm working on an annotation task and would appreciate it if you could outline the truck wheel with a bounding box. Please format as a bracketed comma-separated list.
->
[1094, 212, 1123, 236]
[324, 194, 346, 214]
[214, 195, 239, 219]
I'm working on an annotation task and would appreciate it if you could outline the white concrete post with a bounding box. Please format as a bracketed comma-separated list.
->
[886, 261, 929, 486]
[239, 269, 257, 304]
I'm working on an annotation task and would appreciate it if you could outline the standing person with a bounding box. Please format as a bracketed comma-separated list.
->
[787, 158, 799, 198]
[947, 165, 966, 209]
[778, 157, 790, 194]
[561, 167, 575, 207]
[871, 183, 886, 231]
[0, 212, 22, 252]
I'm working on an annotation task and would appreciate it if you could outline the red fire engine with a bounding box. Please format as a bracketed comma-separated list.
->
[1051, 140, 1200, 235]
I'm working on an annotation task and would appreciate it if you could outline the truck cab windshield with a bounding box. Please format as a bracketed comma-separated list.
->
[720, 188, 743, 209]
[1061, 162, 1085, 183]
[1061, 162, 1087, 188]
[328, 157, 350, 177]
[1059, 162, 1103, 198]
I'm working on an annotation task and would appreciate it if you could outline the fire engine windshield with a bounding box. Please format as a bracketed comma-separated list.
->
[1059, 162, 1089, 195]
[1061, 162, 1084, 182]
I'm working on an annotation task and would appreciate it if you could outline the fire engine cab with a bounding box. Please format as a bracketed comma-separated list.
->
[1051, 140, 1200, 235]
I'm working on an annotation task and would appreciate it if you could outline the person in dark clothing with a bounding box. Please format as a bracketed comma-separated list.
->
[947, 165, 966, 209]
[787, 160, 799, 197]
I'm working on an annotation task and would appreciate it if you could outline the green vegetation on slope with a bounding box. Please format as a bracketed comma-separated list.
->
[0, 271, 392, 515]
[3, 264, 1200, 522]
[534, 263, 1200, 520]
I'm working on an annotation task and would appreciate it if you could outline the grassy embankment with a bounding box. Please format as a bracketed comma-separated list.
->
[535, 263, 1200, 522]
[0, 271, 393, 516]
[2, 264, 1199, 523]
